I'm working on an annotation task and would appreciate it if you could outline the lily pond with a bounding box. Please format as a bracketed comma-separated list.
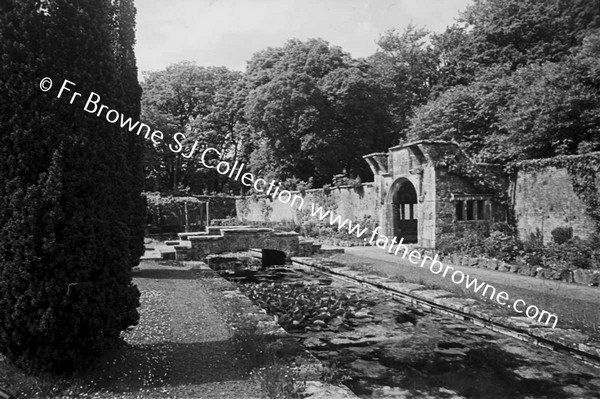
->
[209, 253, 600, 399]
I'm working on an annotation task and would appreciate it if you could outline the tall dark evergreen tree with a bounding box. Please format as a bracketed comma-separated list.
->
[0, 0, 141, 372]
[111, 0, 146, 264]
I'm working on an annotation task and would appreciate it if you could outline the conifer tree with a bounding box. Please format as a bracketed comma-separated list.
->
[0, 0, 141, 372]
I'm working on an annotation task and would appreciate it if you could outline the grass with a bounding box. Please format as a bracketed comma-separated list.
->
[252, 362, 306, 399]
[231, 321, 307, 399]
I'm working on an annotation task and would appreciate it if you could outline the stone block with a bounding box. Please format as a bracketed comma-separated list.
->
[573, 269, 593, 285]
[460, 255, 470, 266]
[497, 261, 510, 272]
[486, 259, 499, 270]
[559, 269, 574, 283]
[174, 246, 190, 261]
[509, 264, 521, 273]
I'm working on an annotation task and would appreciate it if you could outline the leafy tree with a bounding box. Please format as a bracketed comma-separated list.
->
[407, 66, 515, 160]
[141, 62, 245, 193]
[433, 0, 600, 91]
[0, 0, 140, 372]
[496, 42, 600, 160]
[406, 0, 600, 163]
[368, 26, 440, 134]
[244, 39, 393, 186]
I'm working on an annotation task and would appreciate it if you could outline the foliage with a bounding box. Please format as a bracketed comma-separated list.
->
[0, 0, 140, 372]
[434, 0, 600, 89]
[435, 153, 508, 203]
[551, 227, 573, 245]
[240, 282, 370, 332]
[243, 38, 394, 186]
[252, 362, 306, 399]
[141, 62, 246, 193]
[442, 222, 600, 271]
[332, 172, 362, 188]
[145, 192, 207, 232]
[482, 231, 522, 262]
[510, 153, 600, 230]
[367, 25, 440, 135]
[232, 321, 306, 398]
[231, 320, 275, 370]
[436, 231, 485, 256]
[406, 1, 600, 165]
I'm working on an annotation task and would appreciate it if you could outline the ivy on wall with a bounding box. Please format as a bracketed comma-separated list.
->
[435, 154, 509, 204]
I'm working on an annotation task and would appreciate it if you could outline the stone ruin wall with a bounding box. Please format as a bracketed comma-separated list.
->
[235, 184, 379, 229]
[511, 165, 598, 244]
[230, 154, 600, 249]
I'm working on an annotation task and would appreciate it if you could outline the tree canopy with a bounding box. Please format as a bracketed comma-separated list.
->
[406, 0, 600, 163]
[141, 0, 600, 194]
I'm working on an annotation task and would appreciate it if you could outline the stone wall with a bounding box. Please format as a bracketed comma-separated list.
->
[512, 164, 598, 244]
[186, 228, 300, 260]
[235, 183, 378, 228]
[195, 195, 237, 220]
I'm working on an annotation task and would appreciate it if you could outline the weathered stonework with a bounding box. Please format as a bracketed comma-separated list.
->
[236, 140, 506, 249]
[187, 227, 300, 260]
[363, 140, 508, 248]
[511, 165, 598, 243]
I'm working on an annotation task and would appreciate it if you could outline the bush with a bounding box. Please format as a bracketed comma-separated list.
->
[0, 1, 141, 373]
[551, 226, 573, 244]
[482, 231, 522, 262]
[490, 222, 515, 236]
[437, 231, 485, 255]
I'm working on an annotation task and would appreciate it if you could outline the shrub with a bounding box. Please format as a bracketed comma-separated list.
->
[490, 222, 515, 236]
[482, 231, 522, 262]
[551, 226, 573, 244]
[0, 1, 141, 372]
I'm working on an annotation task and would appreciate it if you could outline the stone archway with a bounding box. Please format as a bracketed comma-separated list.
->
[389, 178, 418, 244]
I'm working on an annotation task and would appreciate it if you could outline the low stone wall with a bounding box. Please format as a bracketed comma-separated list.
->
[441, 253, 600, 287]
[235, 183, 377, 226]
[185, 227, 302, 260]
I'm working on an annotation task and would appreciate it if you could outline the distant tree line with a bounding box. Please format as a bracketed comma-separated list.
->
[142, 0, 600, 195]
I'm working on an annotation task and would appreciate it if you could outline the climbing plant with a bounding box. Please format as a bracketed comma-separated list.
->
[435, 153, 509, 204]
[510, 153, 600, 231]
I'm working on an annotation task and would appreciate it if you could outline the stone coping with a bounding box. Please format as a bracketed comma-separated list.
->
[178, 226, 252, 240]
[441, 253, 600, 288]
[291, 256, 600, 368]
[220, 227, 274, 234]
[188, 235, 224, 241]
[272, 231, 300, 237]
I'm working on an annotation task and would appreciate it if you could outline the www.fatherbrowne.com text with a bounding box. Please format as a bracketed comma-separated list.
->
[43, 77, 559, 329]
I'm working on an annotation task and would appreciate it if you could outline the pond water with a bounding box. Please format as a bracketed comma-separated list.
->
[213, 256, 600, 399]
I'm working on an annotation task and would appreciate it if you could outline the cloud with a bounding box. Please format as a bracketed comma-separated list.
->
[135, 0, 472, 73]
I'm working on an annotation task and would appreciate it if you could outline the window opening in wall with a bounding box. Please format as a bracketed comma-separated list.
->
[456, 201, 464, 220]
[455, 198, 490, 221]
[466, 200, 474, 220]
[477, 200, 485, 220]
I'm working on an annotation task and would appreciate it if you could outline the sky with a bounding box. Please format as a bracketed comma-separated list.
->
[134, 0, 473, 74]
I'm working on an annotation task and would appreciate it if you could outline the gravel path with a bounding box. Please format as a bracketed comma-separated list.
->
[107, 261, 263, 399]
[343, 246, 600, 302]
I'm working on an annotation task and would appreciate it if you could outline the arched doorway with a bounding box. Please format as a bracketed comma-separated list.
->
[392, 179, 418, 243]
